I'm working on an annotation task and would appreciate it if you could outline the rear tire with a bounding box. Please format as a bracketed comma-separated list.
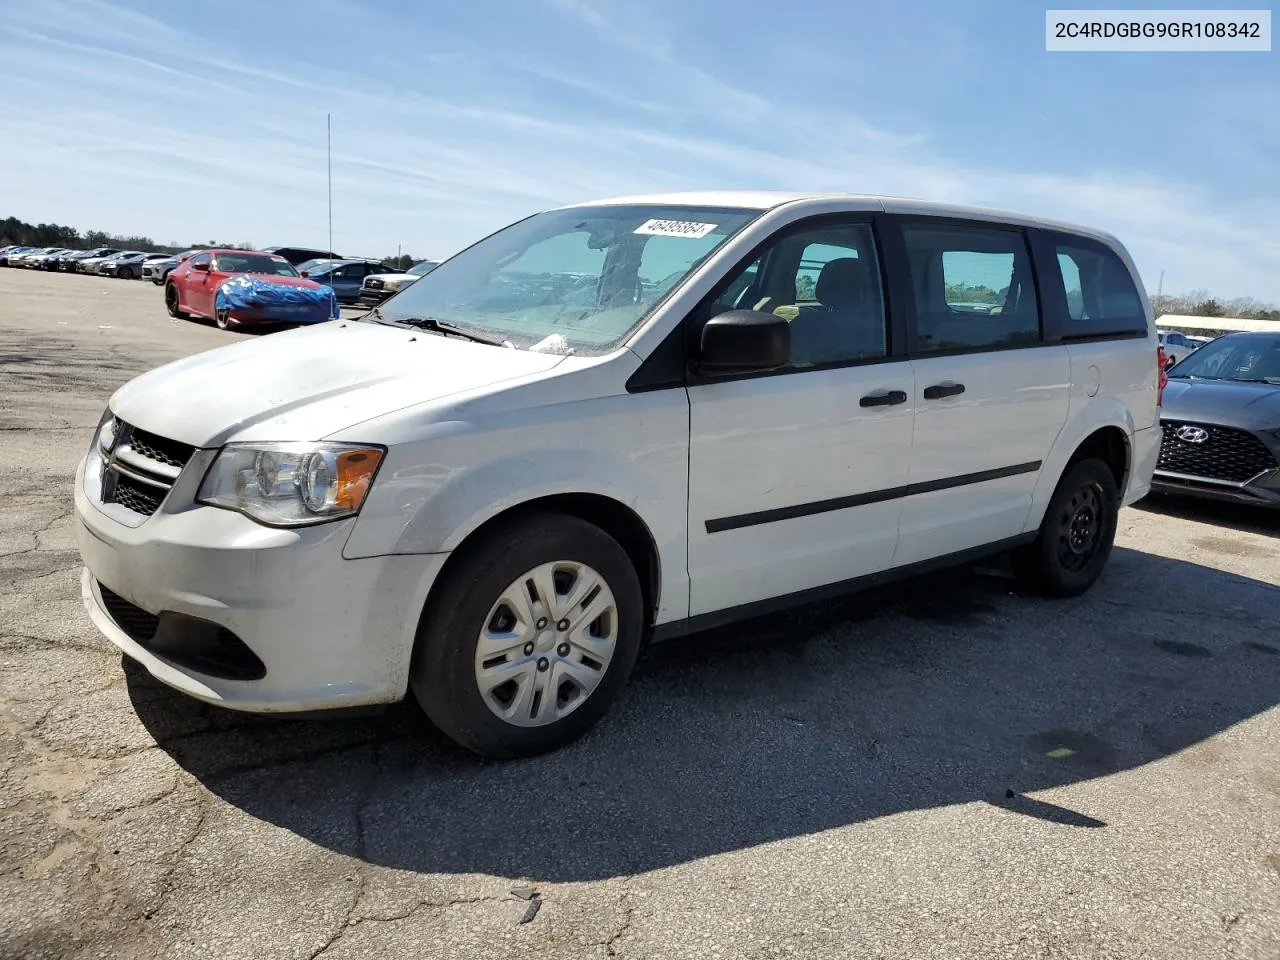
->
[411, 513, 644, 759]
[1014, 457, 1119, 598]
[164, 283, 188, 320]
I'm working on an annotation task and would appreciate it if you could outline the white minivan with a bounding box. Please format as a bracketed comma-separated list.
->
[75, 192, 1163, 758]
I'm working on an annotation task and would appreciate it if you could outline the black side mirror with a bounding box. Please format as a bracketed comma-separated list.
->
[699, 310, 790, 375]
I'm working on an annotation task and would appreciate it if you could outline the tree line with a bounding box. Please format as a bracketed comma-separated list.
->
[0, 216, 419, 269]
[1148, 291, 1279, 323]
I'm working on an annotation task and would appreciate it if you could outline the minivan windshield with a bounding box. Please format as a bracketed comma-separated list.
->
[377, 204, 758, 353]
[1168, 333, 1280, 383]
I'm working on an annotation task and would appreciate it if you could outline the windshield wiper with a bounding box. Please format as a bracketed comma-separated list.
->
[385, 316, 508, 347]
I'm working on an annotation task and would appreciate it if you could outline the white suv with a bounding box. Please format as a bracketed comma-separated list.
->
[75, 192, 1162, 758]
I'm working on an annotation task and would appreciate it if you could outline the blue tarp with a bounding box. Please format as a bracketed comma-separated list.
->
[215, 275, 339, 324]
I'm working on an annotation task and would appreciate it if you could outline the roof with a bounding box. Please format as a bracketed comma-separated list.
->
[1156, 314, 1279, 333]
[204, 248, 288, 257]
[561, 191, 1120, 245]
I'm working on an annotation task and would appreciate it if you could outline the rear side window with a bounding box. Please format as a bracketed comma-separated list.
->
[1053, 239, 1146, 337]
[901, 223, 1040, 353]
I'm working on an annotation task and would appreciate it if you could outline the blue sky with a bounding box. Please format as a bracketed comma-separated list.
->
[1, 0, 1277, 302]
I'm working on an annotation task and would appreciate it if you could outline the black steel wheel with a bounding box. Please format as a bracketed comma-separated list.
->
[1015, 457, 1119, 598]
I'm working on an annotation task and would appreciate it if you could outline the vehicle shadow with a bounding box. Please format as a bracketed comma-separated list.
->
[129, 545, 1280, 883]
[1133, 492, 1279, 539]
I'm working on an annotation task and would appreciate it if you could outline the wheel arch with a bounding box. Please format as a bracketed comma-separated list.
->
[1065, 425, 1130, 494]
[1025, 401, 1136, 533]
[418, 492, 663, 635]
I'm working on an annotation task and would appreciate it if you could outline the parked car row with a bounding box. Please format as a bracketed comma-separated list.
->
[2, 244, 169, 277]
[3, 241, 444, 322]
[357, 258, 442, 306]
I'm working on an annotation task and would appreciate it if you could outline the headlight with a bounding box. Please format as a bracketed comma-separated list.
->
[197, 442, 385, 527]
[95, 408, 118, 455]
[383, 279, 401, 291]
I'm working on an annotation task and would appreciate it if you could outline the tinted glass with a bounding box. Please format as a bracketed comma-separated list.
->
[381, 206, 757, 354]
[708, 220, 888, 366]
[1168, 334, 1280, 382]
[902, 224, 1040, 352]
[214, 254, 299, 277]
[1054, 240, 1146, 337]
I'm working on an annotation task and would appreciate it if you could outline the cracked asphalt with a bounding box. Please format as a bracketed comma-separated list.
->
[2, 267, 1279, 959]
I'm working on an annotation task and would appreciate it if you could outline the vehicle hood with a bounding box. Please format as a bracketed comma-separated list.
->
[1162, 378, 1280, 430]
[365, 272, 413, 283]
[108, 320, 568, 447]
[224, 273, 325, 291]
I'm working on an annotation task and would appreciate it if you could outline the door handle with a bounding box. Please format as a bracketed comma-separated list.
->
[922, 382, 965, 400]
[859, 389, 909, 408]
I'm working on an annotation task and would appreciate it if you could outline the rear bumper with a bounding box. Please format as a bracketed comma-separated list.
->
[1123, 423, 1161, 506]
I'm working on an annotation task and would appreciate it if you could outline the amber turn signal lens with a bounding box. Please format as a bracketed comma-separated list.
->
[334, 448, 384, 511]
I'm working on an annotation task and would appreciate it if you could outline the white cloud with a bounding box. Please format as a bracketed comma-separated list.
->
[1, 0, 1277, 301]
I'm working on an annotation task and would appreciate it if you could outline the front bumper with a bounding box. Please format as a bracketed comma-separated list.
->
[1150, 417, 1280, 508]
[75, 453, 445, 712]
[1150, 471, 1280, 508]
[220, 305, 337, 326]
[358, 289, 394, 305]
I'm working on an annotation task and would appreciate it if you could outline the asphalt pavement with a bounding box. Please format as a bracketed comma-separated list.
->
[1, 267, 1278, 959]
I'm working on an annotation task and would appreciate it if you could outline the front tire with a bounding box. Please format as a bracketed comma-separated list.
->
[164, 283, 188, 320]
[215, 308, 232, 330]
[118, 266, 135, 280]
[1015, 458, 1119, 598]
[411, 514, 644, 759]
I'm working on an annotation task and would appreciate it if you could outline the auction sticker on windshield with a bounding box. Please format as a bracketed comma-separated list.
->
[633, 219, 719, 239]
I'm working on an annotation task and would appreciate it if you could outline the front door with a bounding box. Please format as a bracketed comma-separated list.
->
[330, 263, 364, 302]
[182, 252, 215, 316]
[891, 218, 1070, 566]
[686, 216, 915, 617]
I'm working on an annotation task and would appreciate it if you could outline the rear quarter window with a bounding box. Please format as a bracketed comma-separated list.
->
[1047, 235, 1147, 338]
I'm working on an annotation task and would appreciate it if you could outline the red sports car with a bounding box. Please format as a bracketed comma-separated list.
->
[164, 249, 339, 330]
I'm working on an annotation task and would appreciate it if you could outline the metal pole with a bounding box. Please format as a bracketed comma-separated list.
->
[1158, 270, 1164, 297]
[327, 113, 333, 256]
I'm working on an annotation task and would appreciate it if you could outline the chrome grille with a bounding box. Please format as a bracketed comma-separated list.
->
[365, 278, 383, 290]
[127, 429, 191, 469]
[100, 420, 194, 517]
[1157, 420, 1278, 484]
